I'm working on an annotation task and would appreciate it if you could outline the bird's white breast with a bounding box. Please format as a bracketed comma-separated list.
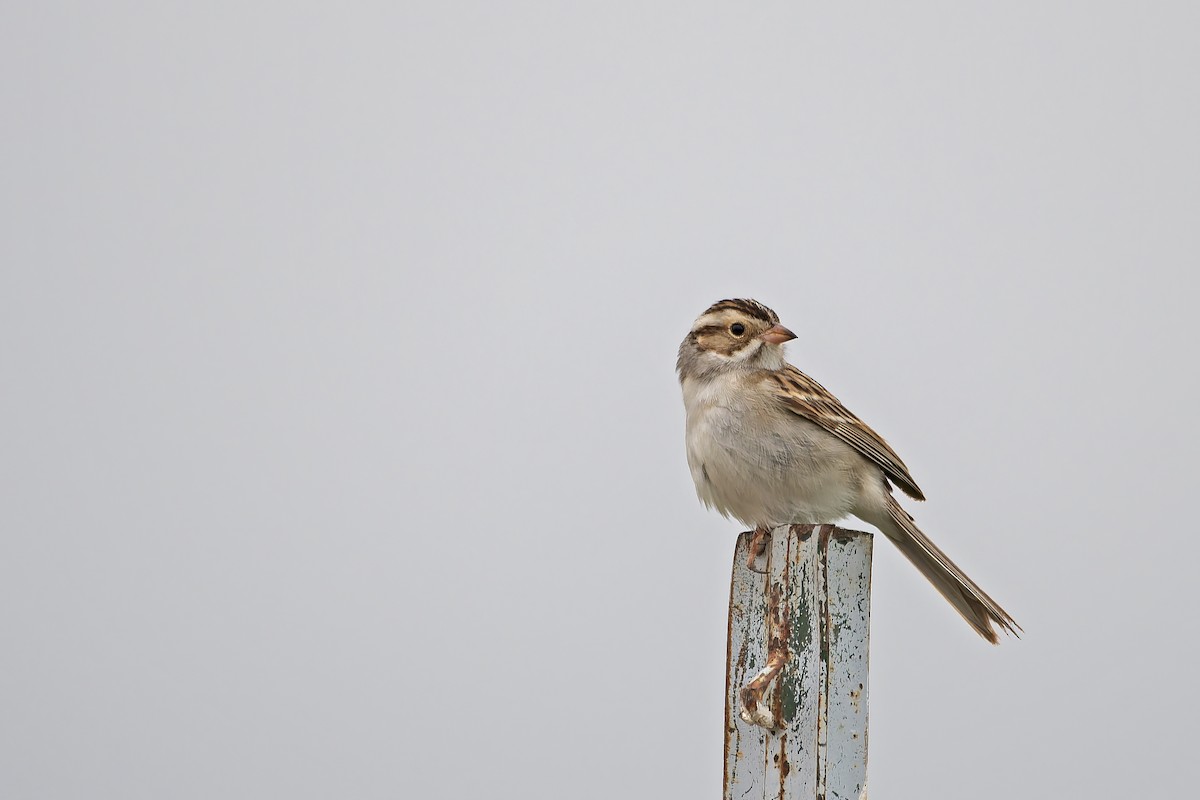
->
[681, 371, 867, 528]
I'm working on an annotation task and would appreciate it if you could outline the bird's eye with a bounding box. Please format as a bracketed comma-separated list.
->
[730, 323, 746, 336]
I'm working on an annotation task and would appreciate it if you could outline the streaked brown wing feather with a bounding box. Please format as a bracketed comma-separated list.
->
[769, 366, 926, 501]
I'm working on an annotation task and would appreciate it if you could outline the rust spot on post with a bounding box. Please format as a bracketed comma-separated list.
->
[739, 579, 792, 728]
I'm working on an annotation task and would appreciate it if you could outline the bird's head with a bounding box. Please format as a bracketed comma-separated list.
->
[677, 298, 796, 380]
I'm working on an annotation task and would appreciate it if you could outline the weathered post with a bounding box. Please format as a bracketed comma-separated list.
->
[724, 524, 873, 800]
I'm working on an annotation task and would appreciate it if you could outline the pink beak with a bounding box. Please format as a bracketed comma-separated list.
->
[759, 324, 797, 345]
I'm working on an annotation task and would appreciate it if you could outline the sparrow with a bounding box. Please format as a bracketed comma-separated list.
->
[677, 298, 1018, 643]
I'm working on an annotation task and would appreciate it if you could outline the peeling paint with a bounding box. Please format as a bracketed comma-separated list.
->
[723, 525, 872, 800]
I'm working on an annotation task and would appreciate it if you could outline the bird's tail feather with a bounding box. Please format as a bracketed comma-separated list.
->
[875, 500, 1020, 644]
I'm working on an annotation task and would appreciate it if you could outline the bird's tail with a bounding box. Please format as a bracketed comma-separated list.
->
[868, 500, 1020, 644]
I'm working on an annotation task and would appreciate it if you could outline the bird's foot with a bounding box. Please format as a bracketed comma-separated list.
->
[745, 526, 770, 573]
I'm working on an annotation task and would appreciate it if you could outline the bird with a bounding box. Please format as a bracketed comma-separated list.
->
[677, 298, 1019, 643]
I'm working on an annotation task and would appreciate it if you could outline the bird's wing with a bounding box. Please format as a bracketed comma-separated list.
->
[768, 365, 926, 501]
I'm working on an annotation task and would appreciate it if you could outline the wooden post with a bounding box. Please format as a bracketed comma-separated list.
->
[724, 525, 873, 800]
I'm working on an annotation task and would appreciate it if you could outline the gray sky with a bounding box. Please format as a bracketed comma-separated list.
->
[3, 3, 1197, 798]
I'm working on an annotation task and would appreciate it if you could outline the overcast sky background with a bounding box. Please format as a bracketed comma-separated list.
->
[3, 3, 1198, 798]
